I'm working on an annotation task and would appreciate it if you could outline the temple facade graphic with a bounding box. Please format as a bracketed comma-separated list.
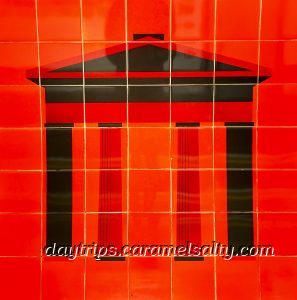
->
[28, 35, 270, 260]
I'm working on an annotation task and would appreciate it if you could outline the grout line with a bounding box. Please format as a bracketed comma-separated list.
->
[2, 168, 297, 172]
[5, 81, 297, 86]
[7, 82, 297, 87]
[5, 125, 297, 130]
[1, 39, 297, 43]
[213, 0, 218, 298]
[3, 210, 297, 214]
[125, 0, 130, 298]
[78, 0, 87, 299]
[3, 125, 297, 130]
[257, 0, 264, 299]
[33, 0, 43, 299]
[169, 0, 173, 297]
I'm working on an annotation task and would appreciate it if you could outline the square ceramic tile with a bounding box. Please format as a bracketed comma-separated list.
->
[258, 84, 297, 126]
[42, 258, 85, 300]
[37, 43, 83, 85]
[86, 169, 127, 213]
[129, 169, 170, 212]
[0, 0, 37, 41]
[43, 213, 84, 249]
[171, 126, 213, 170]
[172, 213, 214, 247]
[86, 258, 129, 299]
[216, 0, 260, 40]
[129, 127, 170, 169]
[86, 126, 127, 169]
[37, 0, 82, 41]
[129, 213, 171, 246]
[214, 169, 257, 213]
[0, 171, 42, 213]
[82, 0, 126, 42]
[214, 125, 256, 170]
[129, 257, 171, 299]
[172, 0, 215, 41]
[172, 170, 213, 212]
[0, 258, 40, 299]
[216, 258, 260, 300]
[0, 43, 38, 85]
[257, 170, 297, 212]
[0, 86, 41, 127]
[259, 213, 297, 256]
[257, 127, 297, 169]
[172, 257, 215, 299]
[260, 257, 297, 300]
[0, 214, 41, 256]
[0, 129, 42, 170]
[86, 213, 127, 250]
[260, 41, 297, 84]
[127, 0, 170, 41]
[261, 0, 297, 40]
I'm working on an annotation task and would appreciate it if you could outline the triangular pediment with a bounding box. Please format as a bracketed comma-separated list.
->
[52, 44, 247, 73]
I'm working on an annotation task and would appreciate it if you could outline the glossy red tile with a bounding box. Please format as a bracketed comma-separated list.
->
[86, 126, 127, 169]
[0, 171, 42, 213]
[129, 257, 171, 299]
[172, 213, 214, 247]
[258, 127, 297, 169]
[82, 0, 125, 41]
[129, 170, 170, 212]
[216, 258, 260, 300]
[129, 213, 171, 246]
[127, 0, 170, 41]
[37, 0, 82, 41]
[0, 0, 37, 41]
[0, 129, 42, 170]
[0, 258, 40, 300]
[258, 170, 297, 212]
[0, 214, 41, 256]
[260, 257, 297, 300]
[171, 126, 213, 169]
[260, 41, 297, 84]
[37, 43, 83, 85]
[42, 258, 84, 300]
[0, 43, 38, 85]
[261, 0, 297, 40]
[86, 169, 127, 212]
[86, 213, 127, 249]
[259, 213, 297, 256]
[214, 169, 257, 213]
[42, 213, 84, 249]
[172, 170, 213, 212]
[258, 84, 297, 126]
[129, 127, 170, 169]
[172, 0, 215, 41]
[215, 41, 260, 87]
[172, 258, 215, 299]
[216, 41, 259, 66]
[214, 125, 256, 170]
[216, 212, 258, 252]
[216, 0, 260, 40]
[0, 86, 42, 127]
[86, 258, 128, 299]
[44, 170, 84, 213]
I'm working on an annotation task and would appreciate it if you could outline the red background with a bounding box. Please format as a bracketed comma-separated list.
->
[1, 0, 297, 299]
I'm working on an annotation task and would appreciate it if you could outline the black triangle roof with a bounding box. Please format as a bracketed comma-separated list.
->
[54, 44, 246, 73]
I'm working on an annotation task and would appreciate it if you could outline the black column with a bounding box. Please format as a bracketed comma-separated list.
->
[226, 122, 254, 252]
[46, 124, 73, 247]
